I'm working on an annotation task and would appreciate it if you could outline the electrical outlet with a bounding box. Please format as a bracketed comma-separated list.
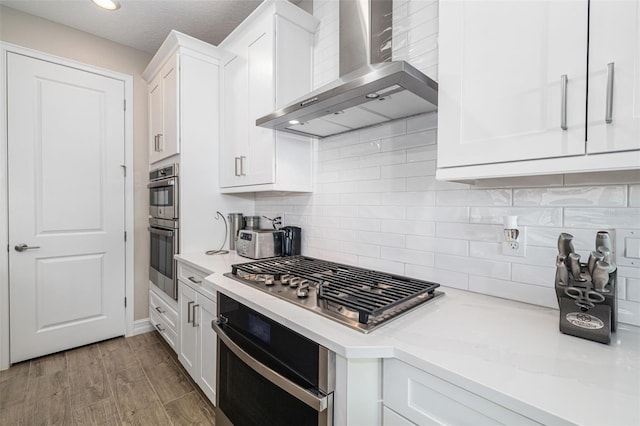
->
[502, 226, 527, 257]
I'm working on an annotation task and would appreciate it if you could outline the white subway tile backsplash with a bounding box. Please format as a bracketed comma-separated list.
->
[382, 246, 435, 268]
[251, 0, 640, 326]
[469, 207, 562, 227]
[406, 235, 468, 256]
[435, 254, 511, 280]
[437, 189, 512, 206]
[514, 186, 627, 207]
[564, 208, 640, 228]
[381, 220, 435, 237]
[382, 160, 436, 178]
[468, 276, 558, 309]
[436, 223, 500, 242]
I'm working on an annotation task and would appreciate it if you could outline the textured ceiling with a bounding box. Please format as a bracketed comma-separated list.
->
[0, 0, 268, 53]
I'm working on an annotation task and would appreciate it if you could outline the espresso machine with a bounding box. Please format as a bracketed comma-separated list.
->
[554, 231, 617, 344]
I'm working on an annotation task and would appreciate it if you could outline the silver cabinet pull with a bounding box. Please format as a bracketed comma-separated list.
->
[192, 304, 200, 327]
[188, 276, 202, 284]
[157, 134, 163, 152]
[154, 323, 165, 332]
[155, 306, 165, 314]
[560, 74, 568, 131]
[240, 156, 247, 176]
[606, 62, 614, 123]
[14, 244, 40, 252]
[153, 135, 157, 152]
[234, 157, 241, 176]
[187, 301, 194, 324]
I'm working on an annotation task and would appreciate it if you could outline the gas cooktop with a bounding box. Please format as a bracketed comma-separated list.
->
[224, 256, 444, 333]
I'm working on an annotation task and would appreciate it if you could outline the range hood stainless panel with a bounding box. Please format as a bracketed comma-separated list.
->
[256, 60, 438, 138]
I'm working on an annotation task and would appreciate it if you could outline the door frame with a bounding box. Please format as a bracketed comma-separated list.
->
[0, 42, 135, 370]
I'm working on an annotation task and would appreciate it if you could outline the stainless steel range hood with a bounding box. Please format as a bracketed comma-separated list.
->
[256, 0, 438, 138]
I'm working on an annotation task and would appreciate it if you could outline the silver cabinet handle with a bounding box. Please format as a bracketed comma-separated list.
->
[240, 156, 246, 176]
[14, 244, 40, 252]
[192, 304, 199, 327]
[188, 276, 202, 284]
[212, 320, 329, 412]
[155, 306, 165, 314]
[560, 74, 568, 131]
[154, 323, 165, 332]
[187, 301, 194, 324]
[153, 135, 157, 152]
[234, 157, 241, 176]
[606, 62, 614, 124]
[157, 134, 163, 152]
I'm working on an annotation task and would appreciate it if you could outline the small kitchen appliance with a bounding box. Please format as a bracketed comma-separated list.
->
[224, 256, 443, 333]
[554, 231, 617, 344]
[282, 226, 302, 256]
[227, 213, 244, 251]
[236, 229, 285, 259]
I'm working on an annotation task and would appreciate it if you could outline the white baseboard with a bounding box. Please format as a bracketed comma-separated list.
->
[132, 318, 154, 336]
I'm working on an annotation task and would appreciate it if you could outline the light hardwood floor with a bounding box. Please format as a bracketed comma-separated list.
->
[0, 331, 215, 425]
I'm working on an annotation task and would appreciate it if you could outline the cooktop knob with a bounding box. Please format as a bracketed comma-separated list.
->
[296, 283, 309, 298]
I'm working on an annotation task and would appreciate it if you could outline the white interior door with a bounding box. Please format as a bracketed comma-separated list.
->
[7, 52, 126, 363]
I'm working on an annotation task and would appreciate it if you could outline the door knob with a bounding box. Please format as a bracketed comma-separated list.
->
[14, 243, 40, 252]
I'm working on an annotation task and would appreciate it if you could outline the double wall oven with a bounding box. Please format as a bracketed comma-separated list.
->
[212, 293, 335, 426]
[148, 164, 179, 300]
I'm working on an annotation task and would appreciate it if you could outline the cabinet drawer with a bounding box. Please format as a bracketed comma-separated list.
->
[383, 407, 416, 426]
[150, 308, 177, 352]
[383, 359, 539, 426]
[149, 289, 178, 333]
[177, 262, 209, 288]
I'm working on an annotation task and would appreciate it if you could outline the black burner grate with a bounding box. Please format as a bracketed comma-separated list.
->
[231, 256, 440, 323]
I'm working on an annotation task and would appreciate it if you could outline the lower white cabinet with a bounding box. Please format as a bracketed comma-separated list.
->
[383, 359, 539, 426]
[177, 263, 217, 405]
[149, 285, 178, 352]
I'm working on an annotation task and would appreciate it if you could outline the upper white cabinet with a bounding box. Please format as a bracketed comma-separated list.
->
[587, 0, 640, 154]
[218, 0, 319, 193]
[437, 0, 640, 181]
[147, 51, 179, 164]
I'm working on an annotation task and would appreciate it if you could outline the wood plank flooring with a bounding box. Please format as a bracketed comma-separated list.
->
[0, 331, 215, 425]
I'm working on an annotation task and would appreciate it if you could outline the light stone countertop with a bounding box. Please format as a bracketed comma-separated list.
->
[176, 252, 640, 426]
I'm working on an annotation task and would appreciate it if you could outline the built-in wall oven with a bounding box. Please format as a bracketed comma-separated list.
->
[212, 293, 335, 426]
[148, 164, 179, 300]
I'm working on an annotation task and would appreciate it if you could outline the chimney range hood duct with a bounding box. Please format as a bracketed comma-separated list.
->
[256, 0, 438, 138]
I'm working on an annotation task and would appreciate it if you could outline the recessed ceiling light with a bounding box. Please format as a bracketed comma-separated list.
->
[288, 120, 300, 125]
[365, 93, 379, 99]
[92, 0, 121, 11]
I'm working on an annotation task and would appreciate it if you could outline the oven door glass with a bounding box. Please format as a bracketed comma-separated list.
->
[149, 225, 177, 299]
[148, 177, 177, 219]
[218, 340, 321, 426]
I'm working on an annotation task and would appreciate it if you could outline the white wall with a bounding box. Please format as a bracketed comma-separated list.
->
[255, 0, 640, 326]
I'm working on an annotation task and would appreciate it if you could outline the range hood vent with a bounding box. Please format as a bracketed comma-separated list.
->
[256, 0, 438, 138]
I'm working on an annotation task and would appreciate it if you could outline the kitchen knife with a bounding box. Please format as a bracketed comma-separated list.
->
[557, 233, 575, 257]
[587, 251, 604, 276]
[568, 252, 582, 280]
[592, 261, 611, 292]
[555, 254, 569, 286]
[597, 246, 616, 273]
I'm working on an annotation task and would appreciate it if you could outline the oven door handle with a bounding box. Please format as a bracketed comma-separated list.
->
[147, 178, 175, 189]
[211, 320, 329, 412]
[148, 227, 174, 237]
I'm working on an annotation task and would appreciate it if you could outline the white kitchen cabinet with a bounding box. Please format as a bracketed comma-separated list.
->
[437, 0, 640, 181]
[218, 0, 318, 193]
[177, 262, 217, 405]
[148, 54, 179, 164]
[587, 0, 640, 154]
[383, 359, 539, 426]
[149, 285, 178, 352]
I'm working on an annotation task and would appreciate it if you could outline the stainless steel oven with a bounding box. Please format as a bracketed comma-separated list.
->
[212, 293, 335, 426]
[148, 164, 178, 220]
[149, 218, 179, 300]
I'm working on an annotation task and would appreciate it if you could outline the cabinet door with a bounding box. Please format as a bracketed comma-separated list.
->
[220, 55, 249, 188]
[588, 0, 640, 153]
[438, 1, 587, 168]
[149, 73, 163, 164]
[161, 54, 179, 159]
[246, 31, 276, 186]
[178, 282, 197, 378]
[197, 295, 217, 405]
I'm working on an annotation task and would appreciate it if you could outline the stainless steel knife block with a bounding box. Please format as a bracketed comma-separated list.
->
[555, 262, 617, 344]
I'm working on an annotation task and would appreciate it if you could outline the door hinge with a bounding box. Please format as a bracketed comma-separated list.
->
[124, 297, 127, 308]
[123, 99, 126, 111]
[124, 231, 127, 242]
[121, 164, 127, 177]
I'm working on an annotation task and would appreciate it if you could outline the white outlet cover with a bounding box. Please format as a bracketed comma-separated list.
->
[616, 229, 639, 267]
[502, 226, 527, 257]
